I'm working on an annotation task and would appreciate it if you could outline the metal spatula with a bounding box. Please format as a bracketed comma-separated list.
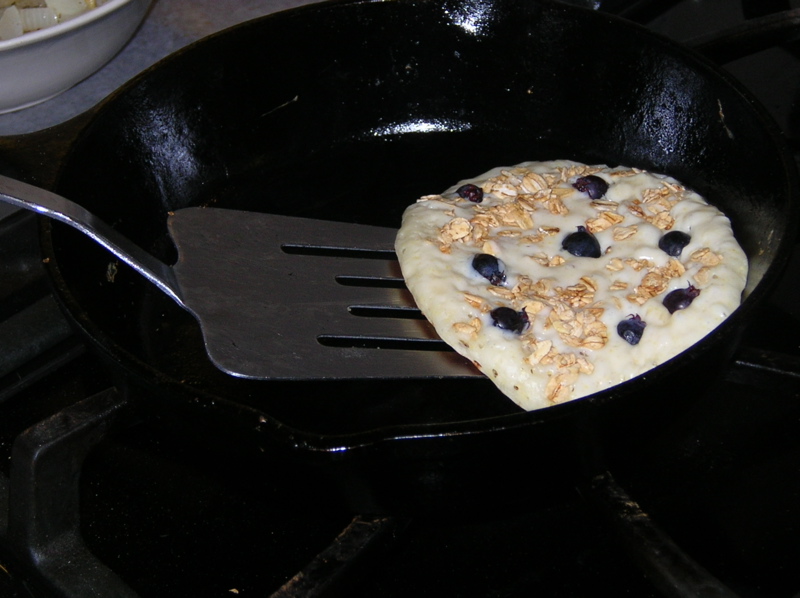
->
[0, 174, 479, 380]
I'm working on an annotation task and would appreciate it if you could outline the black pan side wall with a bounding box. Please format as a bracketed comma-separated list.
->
[41, 0, 798, 460]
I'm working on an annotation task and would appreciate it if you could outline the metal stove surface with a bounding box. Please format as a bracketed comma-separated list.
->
[1, 1, 800, 597]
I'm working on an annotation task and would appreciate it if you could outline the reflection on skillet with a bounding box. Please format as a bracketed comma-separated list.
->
[43, 0, 796, 448]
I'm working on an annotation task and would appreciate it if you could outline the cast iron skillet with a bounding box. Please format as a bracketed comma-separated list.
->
[4, 0, 799, 509]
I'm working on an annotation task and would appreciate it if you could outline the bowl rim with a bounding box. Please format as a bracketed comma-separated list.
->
[0, 0, 136, 51]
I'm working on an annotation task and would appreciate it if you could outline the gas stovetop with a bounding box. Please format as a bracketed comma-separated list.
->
[1, 1, 800, 597]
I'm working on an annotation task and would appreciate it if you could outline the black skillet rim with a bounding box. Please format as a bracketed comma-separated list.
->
[38, 0, 800, 453]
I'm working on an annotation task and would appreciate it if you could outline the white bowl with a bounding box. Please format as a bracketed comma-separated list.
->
[0, 0, 151, 114]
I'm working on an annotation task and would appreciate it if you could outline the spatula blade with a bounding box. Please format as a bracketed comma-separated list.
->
[167, 208, 479, 380]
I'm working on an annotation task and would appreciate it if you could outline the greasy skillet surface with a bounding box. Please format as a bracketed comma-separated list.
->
[44, 0, 796, 452]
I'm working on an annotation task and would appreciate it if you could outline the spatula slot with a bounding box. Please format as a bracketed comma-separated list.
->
[316, 335, 450, 351]
[335, 275, 406, 289]
[348, 305, 424, 319]
[281, 244, 397, 261]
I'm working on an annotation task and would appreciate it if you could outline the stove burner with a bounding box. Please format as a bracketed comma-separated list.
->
[1, 1, 800, 596]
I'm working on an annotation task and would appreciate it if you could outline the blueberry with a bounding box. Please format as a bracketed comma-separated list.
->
[572, 175, 609, 199]
[658, 231, 691, 257]
[562, 226, 601, 258]
[663, 284, 701, 314]
[617, 314, 646, 345]
[472, 253, 506, 286]
[490, 307, 528, 334]
[456, 183, 483, 203]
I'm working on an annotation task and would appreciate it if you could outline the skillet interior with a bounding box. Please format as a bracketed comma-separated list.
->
[44, 0, 797, 449]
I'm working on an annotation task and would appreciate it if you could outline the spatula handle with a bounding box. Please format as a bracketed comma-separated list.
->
[0, 174, 184, 307]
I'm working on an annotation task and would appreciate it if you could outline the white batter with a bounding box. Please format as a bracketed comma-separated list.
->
[395, 160, 748, 411]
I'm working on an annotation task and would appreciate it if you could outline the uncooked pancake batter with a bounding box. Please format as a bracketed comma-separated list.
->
[395, 160, 748, 410]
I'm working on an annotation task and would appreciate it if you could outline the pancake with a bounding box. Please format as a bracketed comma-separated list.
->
[395, 160, 748, 411]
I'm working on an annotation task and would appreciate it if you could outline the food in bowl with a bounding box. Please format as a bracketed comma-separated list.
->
[0, 0, 100, 40]
[395, 160, 748, 411]
[0, 0, 150, 113]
